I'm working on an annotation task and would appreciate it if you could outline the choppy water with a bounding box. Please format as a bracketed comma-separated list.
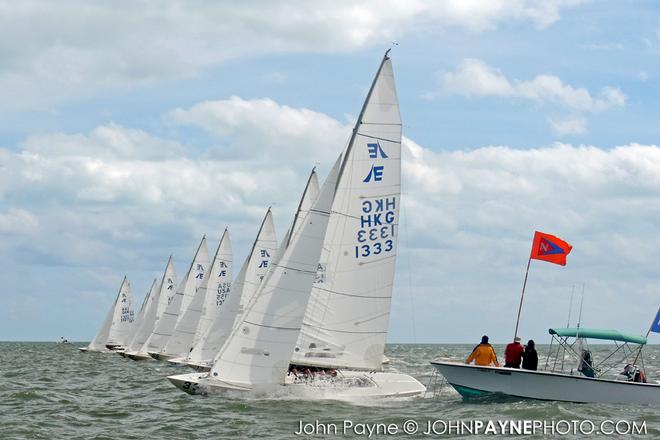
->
[1, 343, 658, 439]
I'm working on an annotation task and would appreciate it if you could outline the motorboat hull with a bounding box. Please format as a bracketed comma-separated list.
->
[430, 361, 660, 405]
[167, 370, 426, 400]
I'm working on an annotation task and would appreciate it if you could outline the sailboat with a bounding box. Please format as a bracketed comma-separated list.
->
[162, 229, 233, 362]
[146, 237, 209, 360]
[123, 257, 176, 360]
[113, 277, 156, 354]
[172, 209, 278, 369]
[167, 51, 426, 398]
[80, 276, 136, 353]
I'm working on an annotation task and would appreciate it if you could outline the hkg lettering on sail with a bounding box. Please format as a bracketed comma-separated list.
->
[355, 197, 396, 259]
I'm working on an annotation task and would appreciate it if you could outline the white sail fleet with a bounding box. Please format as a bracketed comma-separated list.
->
[81, 51, 659, 405]
[82, 51, 426, 399]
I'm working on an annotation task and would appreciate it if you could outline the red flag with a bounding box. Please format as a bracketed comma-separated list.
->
[530, 231, 572, 266]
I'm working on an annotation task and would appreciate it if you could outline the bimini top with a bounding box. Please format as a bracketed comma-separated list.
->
[548, 328, 647, 345]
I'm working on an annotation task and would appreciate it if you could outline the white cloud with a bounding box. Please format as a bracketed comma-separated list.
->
[4, 95, 660, 341]
[170, 96, 349, 164]
[549, 116, 586, 136]
[435, 58, 626, 112]
[435, 59, 515, 97]
[0, 208, 39, 234]
[0, 0, 584, 111]
[21, 123, 185, 160]
[398, 139, 660, 339]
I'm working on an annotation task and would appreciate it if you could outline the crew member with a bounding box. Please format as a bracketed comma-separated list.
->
[504, 336, 524, 368]
[522, 340, 538, 371]
[466, 335, 499, 367]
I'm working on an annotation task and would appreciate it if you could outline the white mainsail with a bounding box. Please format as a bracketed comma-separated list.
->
[186, 210, 277, 365]
[194, 229, 233, 344]
[124, 278, 156, 343]
[106, 277, 136, 347]
[209, 156, 341, 387]
[127, 257, 176, 355]
[164, 229, 233, 358]
[124, 278, 159, 352]
[292, 53, 401, 371]
[288, 169, 320, 246]
[87, 276, 131, 352]
[145, 236, 208, 355]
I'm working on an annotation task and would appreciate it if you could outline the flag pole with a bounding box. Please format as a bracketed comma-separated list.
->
[632, 305, 660, 366]
[514, 256, 532, 340]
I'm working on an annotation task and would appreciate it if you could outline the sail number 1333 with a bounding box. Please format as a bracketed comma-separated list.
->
[355, 224, 394, 258]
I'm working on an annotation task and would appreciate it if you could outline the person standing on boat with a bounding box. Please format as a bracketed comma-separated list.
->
[465, 335, 499, 367]
[504, 336, 524, 368]
[522, 340, 538, 371]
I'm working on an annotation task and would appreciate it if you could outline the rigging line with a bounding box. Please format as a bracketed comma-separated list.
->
[401, 187, 417, 345]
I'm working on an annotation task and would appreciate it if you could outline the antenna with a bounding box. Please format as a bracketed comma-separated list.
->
[566, 285, 575, 327]
[576, 283, 585, 337]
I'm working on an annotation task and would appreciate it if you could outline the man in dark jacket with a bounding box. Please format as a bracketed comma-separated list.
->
[522, 340, 538, 371]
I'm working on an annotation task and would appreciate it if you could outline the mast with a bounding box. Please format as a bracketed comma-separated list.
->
[336, 49, 393, 189]
[286, 168, 318, 249]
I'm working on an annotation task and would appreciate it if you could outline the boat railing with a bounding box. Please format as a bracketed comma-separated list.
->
[544, 333, 648, 382]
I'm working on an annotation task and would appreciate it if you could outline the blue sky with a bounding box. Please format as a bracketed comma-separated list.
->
[1, 0, 659, 343]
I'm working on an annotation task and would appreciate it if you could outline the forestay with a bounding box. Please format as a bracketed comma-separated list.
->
[209, 156, 340, 387]
[187, 211, 277, 364]
[292, 53, 401, 371]
[145, 237, 208, 354]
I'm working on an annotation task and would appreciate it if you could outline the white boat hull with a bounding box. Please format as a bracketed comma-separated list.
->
[431, 361, 660, 405]
[167, 370, 426, 400]
[147, 351, 176, 361]
[122, 351, 153, 361]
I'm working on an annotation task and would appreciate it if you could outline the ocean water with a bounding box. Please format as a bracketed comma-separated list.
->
[1, 343, 658, 439]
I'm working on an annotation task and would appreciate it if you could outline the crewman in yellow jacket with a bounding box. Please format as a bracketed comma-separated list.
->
[465, 335, 500, 367]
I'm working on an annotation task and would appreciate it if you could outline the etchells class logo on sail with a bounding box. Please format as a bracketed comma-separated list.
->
[195, 263, 205, 279]
[355, 141, 396, 259]
[363, 141, 388, 183]
[216, 260, 231, 307]
[119, 291, 134, 323]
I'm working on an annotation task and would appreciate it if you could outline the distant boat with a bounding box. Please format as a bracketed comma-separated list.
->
[58, 337, 70, 344]
[431, 327, 660, 404]
[80, 276, 136, 353]
[168, 51, 426, 398]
